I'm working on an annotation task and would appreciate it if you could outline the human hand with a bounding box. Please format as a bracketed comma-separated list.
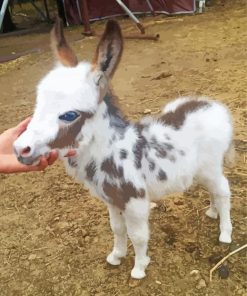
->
[0, 152, 58, 174]
[0, 118, 59, 173]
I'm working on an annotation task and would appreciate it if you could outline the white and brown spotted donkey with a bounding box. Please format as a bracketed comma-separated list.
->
[14, 19, 233, 279]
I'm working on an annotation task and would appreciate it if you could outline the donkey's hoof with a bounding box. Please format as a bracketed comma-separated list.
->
[206, 208, 218, 219]
[219, 232, 232, 244]
[131, 267, 146, 279]
[107, 253, 121, 265]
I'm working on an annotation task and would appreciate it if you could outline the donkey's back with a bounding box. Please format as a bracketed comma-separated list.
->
[140, 97, 233, 201]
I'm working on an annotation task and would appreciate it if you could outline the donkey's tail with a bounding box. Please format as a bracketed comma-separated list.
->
[224, 141, 235, 168]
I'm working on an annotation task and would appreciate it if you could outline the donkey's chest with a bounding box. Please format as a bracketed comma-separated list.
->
[64, 156, 110, 201]
[64, 156, 93, 182]
[64, 154, 147, 209]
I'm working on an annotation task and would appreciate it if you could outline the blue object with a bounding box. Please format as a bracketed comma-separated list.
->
[59, 111, 79, 122]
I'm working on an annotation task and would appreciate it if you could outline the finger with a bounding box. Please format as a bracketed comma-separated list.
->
[33, 156, 49, 171]
[64, 150, 77, 157]
[15, 117, 32, 136]
[47, 150, 58, 165]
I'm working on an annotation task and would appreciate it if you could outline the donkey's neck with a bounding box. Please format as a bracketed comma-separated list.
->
[103, 93, 130, 132]
[80, 92, 131, 153]
[67, 93, 135, 181]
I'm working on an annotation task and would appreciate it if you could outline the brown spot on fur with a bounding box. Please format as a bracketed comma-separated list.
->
[137, 188, 145, 198]
[101, 155, 123, 178]
[85, 160, 97, 181]
[103, 181, 122, 208]
[169, 155, 176, 163]
[149, 160, 155, 171]
[103, 180, 145, 210]
[68, 157, 77, 168]
[160, 100, 210, 129]
[51, 17, 78, 67]
[49, 111, 93, 149]
[156, 147, 167, 158]
[164, 143, 174, 150]
[133, 124, 147, 169]
[120, 149, 128, 160]
[150, 137, 169, 158]
[179, 150, 185, 156]
[158, 169, 167, 181]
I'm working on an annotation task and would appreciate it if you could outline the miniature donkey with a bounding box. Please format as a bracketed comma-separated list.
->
[14, 19, 233, 279]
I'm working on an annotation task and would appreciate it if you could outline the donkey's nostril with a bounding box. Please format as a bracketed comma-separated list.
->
[21, 146, 31, 156]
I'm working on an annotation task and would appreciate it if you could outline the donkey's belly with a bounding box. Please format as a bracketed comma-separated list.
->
[147, 175, 194, 201]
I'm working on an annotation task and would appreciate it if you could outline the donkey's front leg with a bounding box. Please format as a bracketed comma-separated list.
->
[124, 198, 150, 279]
[107, 205, 127, 265]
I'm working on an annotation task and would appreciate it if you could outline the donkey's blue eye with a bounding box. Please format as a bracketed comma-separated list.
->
[59, 111, 79, 122]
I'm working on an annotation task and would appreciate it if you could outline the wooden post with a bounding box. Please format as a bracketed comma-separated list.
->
[43, 0, 50, 22]
[79, 0, 93, 36]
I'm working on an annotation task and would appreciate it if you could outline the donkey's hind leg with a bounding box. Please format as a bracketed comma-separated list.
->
[206, 196, 218, 219]
[199, 171, 232, 243]
[214, 175, 232, 243]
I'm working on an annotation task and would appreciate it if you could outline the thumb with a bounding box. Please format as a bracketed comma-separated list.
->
[14, 117, 32, 137]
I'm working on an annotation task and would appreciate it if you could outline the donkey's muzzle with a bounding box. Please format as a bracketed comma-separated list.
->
[17, 155, 39, 166]
[14, 145, 40, 166]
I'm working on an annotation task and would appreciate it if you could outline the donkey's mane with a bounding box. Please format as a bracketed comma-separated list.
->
[103, 91, 130, 131]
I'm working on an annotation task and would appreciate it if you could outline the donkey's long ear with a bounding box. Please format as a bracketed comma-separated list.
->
[51, 17, 78, 67]
[93, 20, 123, 78]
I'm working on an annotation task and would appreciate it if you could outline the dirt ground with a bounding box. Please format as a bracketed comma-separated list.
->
[0, 1, 246, 295]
